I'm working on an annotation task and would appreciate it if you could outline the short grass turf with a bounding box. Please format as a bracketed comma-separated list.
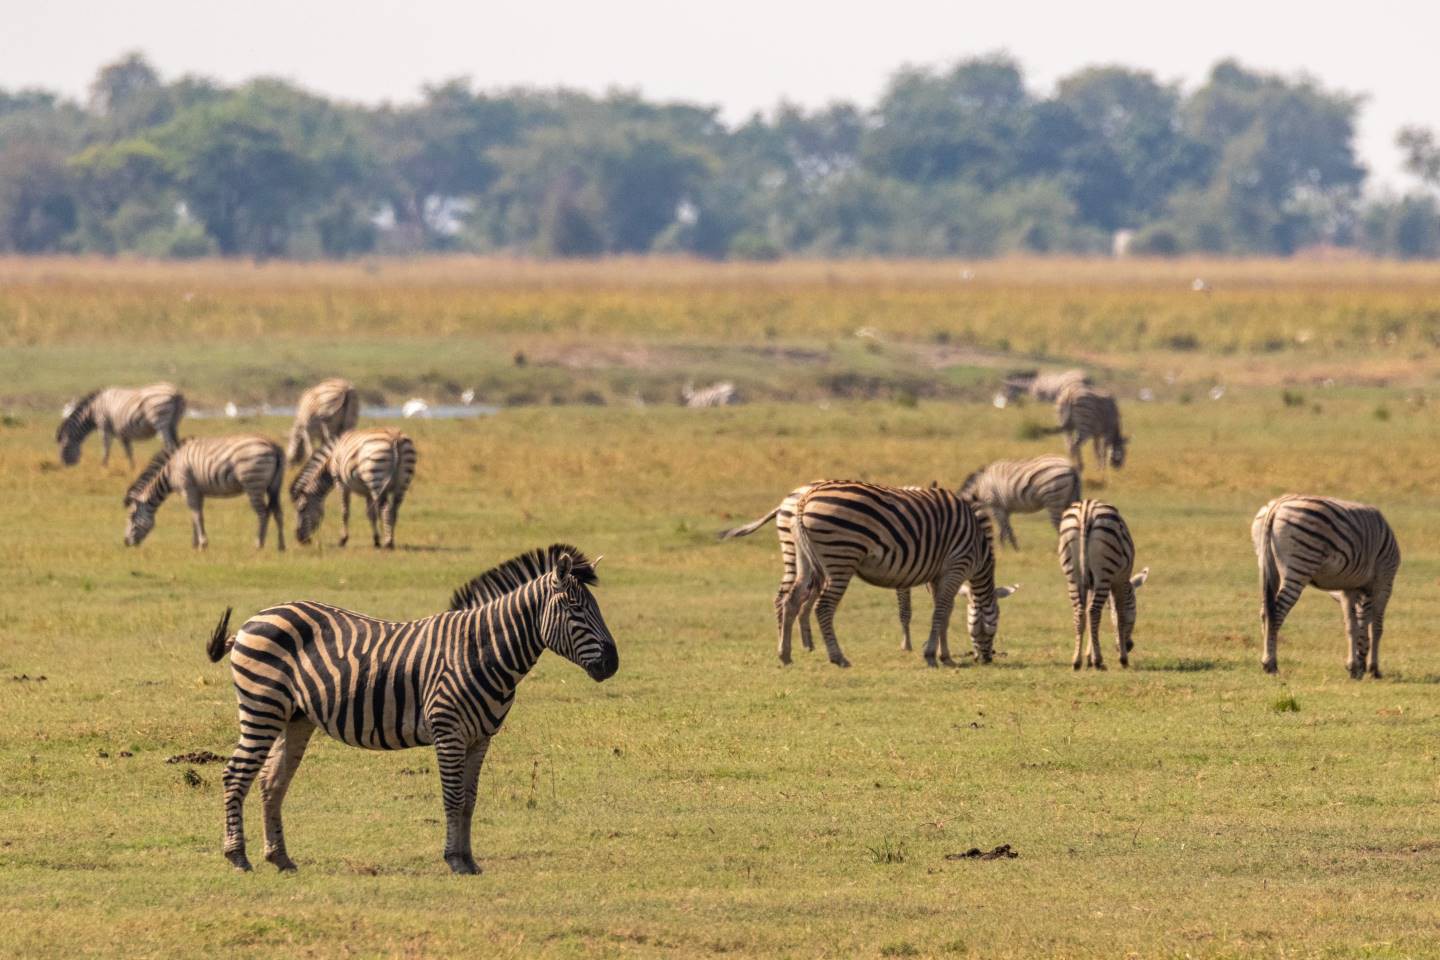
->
[3, 391, 1440, 959]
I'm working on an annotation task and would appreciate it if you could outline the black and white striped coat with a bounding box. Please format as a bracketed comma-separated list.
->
[291, 429, 417, 549]
[1003, 368, 1091, 402]
[1252, 495, 1399, 678]
[124, 435, 285, 550]
[1058, 500, 1149, 670]
[774, 481, 1014, 668]
[56, 383, 186, 467]
[960, 455, 1082, 550]
[286, 378, 360, 464]
[1053, 383, 1127, 474]
[206, 546, 616, 874]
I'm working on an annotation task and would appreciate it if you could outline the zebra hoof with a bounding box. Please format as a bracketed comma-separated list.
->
[1119, 657, 1129, 669]
[445, 854, 481, 875]
[225, 849, 253, 872]
[939, 655, 956, 666]
[1261, 660, 1278, 675]
[265, 850, 298, 873]
[923, 655, 938, 668]
[830, 656, 851, 669]
[1072, 661, 1082, 671]
[777, 653, 792, 666]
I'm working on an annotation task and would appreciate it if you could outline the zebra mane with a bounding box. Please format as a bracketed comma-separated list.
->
[289, 444, 333, 500]
[55, 390, 101, 441]
[958, 469, 982, 495]
[124, 443, 181, 505]
[449, 543, 598, 611]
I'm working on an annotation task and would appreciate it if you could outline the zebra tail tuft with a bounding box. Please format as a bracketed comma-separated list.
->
[1260, 506, 1281, 641]
[206, 607, 235, 663]
[717, 506, 780, 541]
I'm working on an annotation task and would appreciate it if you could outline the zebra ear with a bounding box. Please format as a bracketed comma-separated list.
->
[555, 552, 574, 582]
[995, 584, 1020, 599]
[1131, 567, 1150, 590]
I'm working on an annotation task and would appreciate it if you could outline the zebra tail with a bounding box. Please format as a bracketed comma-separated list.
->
[1260, 506, 1281, 641]
[790, 495, 823, 600]
[716, 506, 781, 541]
[285, 421, 306, 465]
[206, 607, 235, 663]
[1073, 508, 1090, 623]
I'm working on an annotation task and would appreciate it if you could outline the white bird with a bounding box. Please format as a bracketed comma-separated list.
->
[1138, 388, 1155, 402]
[402, 398, 430, 418]
[1192, 278, 1211, 293]
[224, 402, 239, 418]
[460, 389, 475, 406]
[992, 393, 1009, 409]
[1209, 385, 1226, 401]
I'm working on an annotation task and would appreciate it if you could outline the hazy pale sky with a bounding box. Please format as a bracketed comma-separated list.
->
[4, 0, 1436, 190]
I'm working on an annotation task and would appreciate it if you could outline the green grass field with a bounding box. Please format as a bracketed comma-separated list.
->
[3, 259, 1440, 958]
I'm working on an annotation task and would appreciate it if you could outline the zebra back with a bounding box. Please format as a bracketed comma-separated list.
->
[449, 543, 599, 611]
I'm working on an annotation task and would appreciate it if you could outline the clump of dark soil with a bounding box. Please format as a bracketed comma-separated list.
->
[166, 750, 225, 765]
[10, 674, 47, 682]
[945, 844, 1018, 861]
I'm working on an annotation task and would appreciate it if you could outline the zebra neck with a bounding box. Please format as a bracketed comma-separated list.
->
[464, 580, 549, 687]
[142, 469, 175, 508]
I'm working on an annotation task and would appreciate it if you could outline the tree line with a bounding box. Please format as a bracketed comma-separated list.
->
[4, 52, 1440, 260]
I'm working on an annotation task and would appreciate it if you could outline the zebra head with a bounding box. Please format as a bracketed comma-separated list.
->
[55, 391, 99, 466]
[124, 500, 157, 546]
[289, 448, 335, 545]
[540, 552, 618, 682]
[1109, 435, 1128, 468]
[960, 582, 1019, 662]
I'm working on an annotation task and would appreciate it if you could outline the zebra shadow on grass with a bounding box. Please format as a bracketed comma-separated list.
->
[1132, 657, 1234, 672]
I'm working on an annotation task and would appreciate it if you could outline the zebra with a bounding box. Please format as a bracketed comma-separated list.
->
[719, 482, 1017, 658]
[286, 378, 360, 464]
[291, 429, 417, 549]
[1051, 382, 1127, 475]
[55, 383, 186, 467]
[1252, 495, 1399, 678]
[959, 455, 1082, 550]
[124, 435, 285, 550]
[773, 481, 1016, 668]
[682, 381, 739, 408]
[205, 544, 616, 874]
[1002, 368, 1091, 402]
[1057, 499, 1149, 670]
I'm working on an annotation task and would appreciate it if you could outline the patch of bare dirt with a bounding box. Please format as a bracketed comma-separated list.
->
[945, 844, 1018, 861]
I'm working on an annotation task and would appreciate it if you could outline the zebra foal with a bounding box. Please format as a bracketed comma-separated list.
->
[56, 383, 186, 467]
[779, 481, 1015, 668]
[287, 378, 360, 464]
[960, 455, 1081, 550]
[206, 545, 616, 874]
[291, 429, 417, 548]
[1252, 495, 1399, 678]
[124, 435, 285, 550]
[1057, 500, 1149, 670]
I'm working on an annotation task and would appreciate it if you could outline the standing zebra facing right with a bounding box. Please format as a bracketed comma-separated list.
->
[286, 378, 360, 464]
[55, 383, 186, 467]
[1252, 495, 1399, 678]
[960, 455, 1082, 550]
[205, 545, 616, 874]
[124, 435, 286, 550]
[1058, 500, 1149, 670]
[291, 429, 417, 549]
[781, 480, 1017, 668]
[1051, 382, 1127, 476]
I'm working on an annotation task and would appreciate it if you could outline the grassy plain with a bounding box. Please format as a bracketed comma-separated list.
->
[2, 257, 1440, 958]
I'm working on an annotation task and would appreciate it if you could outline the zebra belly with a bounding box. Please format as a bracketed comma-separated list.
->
[855, 559, 940, 589]
[1308, 563, 1375, 592]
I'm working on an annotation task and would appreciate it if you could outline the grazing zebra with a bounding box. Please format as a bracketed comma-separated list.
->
[205, 545, 616, 874]
[291, 429, 417, 549]
[1252, 495, 1399, 678]
[1051, 382, 1127, 474]
[1058, 500, 1149, 670]
[682, 381, 740, 408]
[774, 481, 1016, 668]
[1003, 368, 1091, 402]
[960, 455, 1082, 550]
[124, 435, 285, 550]
[719, 482, 1013, 657]
[55, 383, 186, 467]
[286, 378, 360, 464]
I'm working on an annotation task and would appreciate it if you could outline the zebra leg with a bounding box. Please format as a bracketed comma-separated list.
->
[221, 718, 283, 872]
[185, 486, 208, 550]
[249, 490, 270, 550]
[1339, 591, 1367, 680]
[338, 489, 351, 547]
[1066, 432, 1083, 471]
[925, 570, 964, 666]
[260, 718, 315, 872]
[775, 583, 806, 664]
[897, 589, 912, 651]
[269, 485, 285, 553]
[1070, 587, 1086, 670]
[101, 428, 113, 466]
[1366, 586, 1390, 679]
[365, 495, 381, 548]
[798, 591, 818, 652]
[1087, 588, 1110, 669]
[380, 493, 402, 549]
[435, 735, 480, 874]
[1112, 585, 1135, 668]
[455, 738, 491, 874]
[121, 436, 134, 468]
[1262, 575, 1307, 674]
[813, 573, 855, 668]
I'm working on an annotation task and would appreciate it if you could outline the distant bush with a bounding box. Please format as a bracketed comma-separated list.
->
[1281, 390, 1305, 407]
